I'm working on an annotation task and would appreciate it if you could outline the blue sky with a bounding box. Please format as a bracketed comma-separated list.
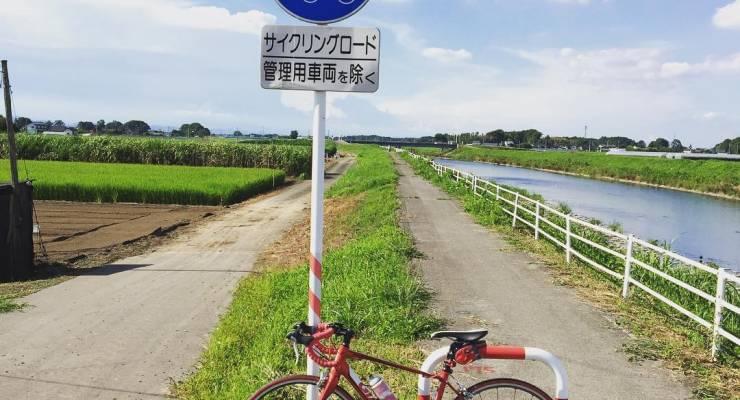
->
[1, 0, 739, 146]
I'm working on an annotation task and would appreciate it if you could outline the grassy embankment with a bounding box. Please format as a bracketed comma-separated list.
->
[402, 153, 739, 399]
[445, 146, 740, 198]
[403, 147, 453, 157]
[176, 145, 440, 399]
[0, 160, 284, 205]
[0, 134, 312, 175]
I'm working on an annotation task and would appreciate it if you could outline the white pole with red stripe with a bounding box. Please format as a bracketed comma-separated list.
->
[307, 90, 326, 399]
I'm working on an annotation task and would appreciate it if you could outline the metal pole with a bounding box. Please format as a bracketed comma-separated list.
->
[535, 203, 541, 240]
[307, 90, 326, 398]
[2, 60, 19, 187]
[512, 193, 519, 228]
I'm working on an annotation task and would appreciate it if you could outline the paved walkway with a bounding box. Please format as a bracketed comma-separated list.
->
[394, 155, 691, 399]
[0, 158, 352, 400]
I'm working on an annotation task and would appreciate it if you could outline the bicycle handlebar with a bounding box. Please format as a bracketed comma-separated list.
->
[286, 322, 354, 368]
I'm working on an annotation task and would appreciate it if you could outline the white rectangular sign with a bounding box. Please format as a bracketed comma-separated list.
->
[261, 25, 380, 93]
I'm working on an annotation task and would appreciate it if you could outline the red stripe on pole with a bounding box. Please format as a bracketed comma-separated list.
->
[310, 255, 322, 280]
[309, 291, 321, 316]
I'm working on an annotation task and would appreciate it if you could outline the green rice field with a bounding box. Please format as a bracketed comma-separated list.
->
[0, 134, 311, 176]
[1, 160, 285, 205]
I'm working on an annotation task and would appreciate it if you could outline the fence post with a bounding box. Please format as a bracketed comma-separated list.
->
[565, 215, 572, 263]
[472, 176, 477, 194]
[711, 268, 729, 361]
[534, 203, 541, 240]
[621, 234, 634, 298]
[512, 193, 519, 228]
[496, 185, 500, 201]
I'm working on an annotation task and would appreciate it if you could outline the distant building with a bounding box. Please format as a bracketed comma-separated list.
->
[25, 121, 51, 134]
[41, 128, 75, 136]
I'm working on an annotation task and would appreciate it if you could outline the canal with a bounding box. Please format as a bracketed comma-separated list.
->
[436, 159, 740, 272]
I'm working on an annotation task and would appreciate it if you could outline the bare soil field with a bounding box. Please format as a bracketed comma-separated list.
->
[34, 201, 219, 264]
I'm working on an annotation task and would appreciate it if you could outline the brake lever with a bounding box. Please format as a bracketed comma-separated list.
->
[292, 340, 301, 365]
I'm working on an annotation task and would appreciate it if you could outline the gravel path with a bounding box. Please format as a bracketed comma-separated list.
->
[0, 158, 352, 399]
[394, 155, 691, 399]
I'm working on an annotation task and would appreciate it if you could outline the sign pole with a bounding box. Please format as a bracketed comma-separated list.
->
[307, 90, 326, 399]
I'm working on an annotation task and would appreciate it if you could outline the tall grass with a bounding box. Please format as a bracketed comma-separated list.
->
[447, 146, 740, 198]
[239, 138, 338, 157]
[176, 145, 439, 399]
[1, 160, 285, 205]
[403, 153, 740, 362]
[0, 134, 311, 176]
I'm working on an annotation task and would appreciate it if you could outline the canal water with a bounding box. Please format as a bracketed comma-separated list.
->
[436, 159, 740, 272]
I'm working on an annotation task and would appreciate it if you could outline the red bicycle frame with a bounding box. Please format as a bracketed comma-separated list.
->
[304, 325, 569, 400]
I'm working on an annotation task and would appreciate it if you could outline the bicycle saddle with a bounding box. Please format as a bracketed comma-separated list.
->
[430, 329, 488, 342]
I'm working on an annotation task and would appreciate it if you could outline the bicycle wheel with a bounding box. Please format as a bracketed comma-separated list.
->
[249, 375, 355, 400]
[455, 378, 552, 400]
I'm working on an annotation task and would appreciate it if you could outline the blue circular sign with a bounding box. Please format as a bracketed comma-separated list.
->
[275, 0, 371, 24]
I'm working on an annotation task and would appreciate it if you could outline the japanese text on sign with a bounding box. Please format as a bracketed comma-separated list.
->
[260, 25, 380, 93]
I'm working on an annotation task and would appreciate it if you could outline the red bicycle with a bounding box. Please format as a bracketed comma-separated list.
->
[250, 322, 569, 400]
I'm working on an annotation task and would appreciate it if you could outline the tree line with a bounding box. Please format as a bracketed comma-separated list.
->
[432, 130, 700, 152]
[0, 115, 215, 138]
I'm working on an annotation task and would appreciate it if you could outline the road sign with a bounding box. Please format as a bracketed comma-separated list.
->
[275, 0, 371, 25]
[261, 25, 380, 93]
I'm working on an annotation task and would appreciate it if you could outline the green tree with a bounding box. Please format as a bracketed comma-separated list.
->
[104, 120, 124, 134]
[670, 139, 684, 152]
[123, 120, 151, 135]
[77, 121, 95, 133]
[290, 130, 299, 139]
[14, 116, 32, 131]
[434, 133, 448, 143]
[0, 115, 5, 132]
[179, 122, 211, 137]
[233, 130, 243, 137]
[96, 119, 105, 133]
[648, 138, 669, 149]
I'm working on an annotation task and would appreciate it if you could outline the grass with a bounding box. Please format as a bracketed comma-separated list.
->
[403, 147, 453, 157]
[175, 144, 440, 399]
[1, 159, 285, 205]
[447, 146, 740, 198]
[402, 152, 740, 399]
[0, 134, 312, 175]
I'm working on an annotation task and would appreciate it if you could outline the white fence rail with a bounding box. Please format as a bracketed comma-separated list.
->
[398, 148, 739, 359]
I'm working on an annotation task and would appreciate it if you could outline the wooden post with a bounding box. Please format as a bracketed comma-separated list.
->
[711, 268, 729, 361]
[2, 60, 19, 188]
[621, 235, 634, 298]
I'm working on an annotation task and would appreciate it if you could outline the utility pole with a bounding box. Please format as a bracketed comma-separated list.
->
[2, 60, 19, 187]
[585, 125, 590, 152]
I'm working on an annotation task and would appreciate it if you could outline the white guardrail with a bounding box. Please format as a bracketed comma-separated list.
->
[396, 148, 739, 359]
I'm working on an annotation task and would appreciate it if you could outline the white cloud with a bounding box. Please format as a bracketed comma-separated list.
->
[375, 46, 694, 134]
[660, 54, 740, 78]
[0, 0, 275, 51]
[701, 112, 722, 120]
[280, 92, 351, 119]
[714, 1, 740, 30]
[422, 48, 473, 63]
[548, 0, 591, 4]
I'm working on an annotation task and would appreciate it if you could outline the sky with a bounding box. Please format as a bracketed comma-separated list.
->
[1, 0, 739, 147]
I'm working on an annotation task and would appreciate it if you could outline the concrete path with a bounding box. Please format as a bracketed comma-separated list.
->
[0, 158, 352, 400]
[394, 155, 691, 399]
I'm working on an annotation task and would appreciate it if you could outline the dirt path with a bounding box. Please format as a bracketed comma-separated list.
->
[394, 156, 692, 399]
[0, 157, 353, 400]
